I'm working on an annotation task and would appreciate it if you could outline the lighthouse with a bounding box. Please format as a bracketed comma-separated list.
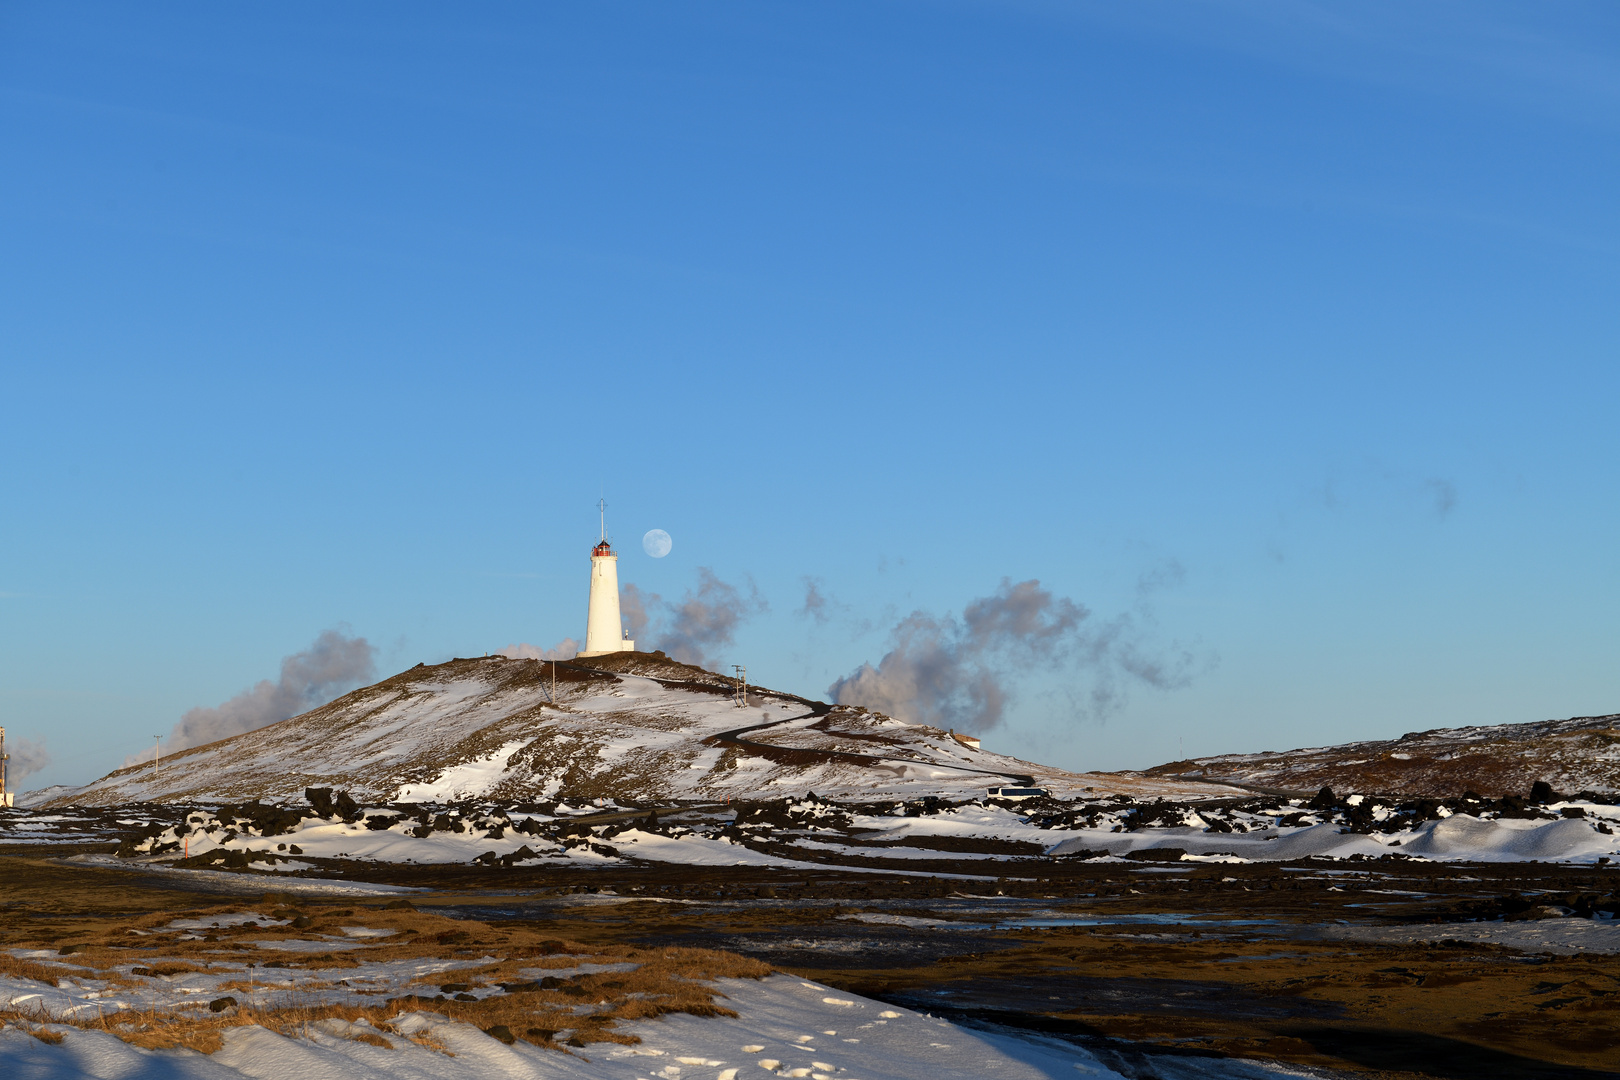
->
[579, 501, 636, 657]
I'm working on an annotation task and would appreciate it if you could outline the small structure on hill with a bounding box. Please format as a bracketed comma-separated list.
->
[579, 500, 636, 657]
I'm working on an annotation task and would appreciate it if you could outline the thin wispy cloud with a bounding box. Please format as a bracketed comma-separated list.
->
[1049, 1, 1620, 127]
[1427, 477, 1459, 518]
[800, 577, 832, 624]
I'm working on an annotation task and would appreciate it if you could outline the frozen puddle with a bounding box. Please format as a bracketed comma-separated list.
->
[249, 938, 381, 952]
[840, 911, 1279, 931]
[165, 913, 287, 931]
[1, 972, 1325, 1078]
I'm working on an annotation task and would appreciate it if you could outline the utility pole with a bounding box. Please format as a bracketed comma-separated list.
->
[1, 727, 10, 808]
[153, 736, 161, 784]
[732, 665, 747, 709]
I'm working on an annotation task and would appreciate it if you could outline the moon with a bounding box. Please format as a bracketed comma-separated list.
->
[642, 529, 673, 558]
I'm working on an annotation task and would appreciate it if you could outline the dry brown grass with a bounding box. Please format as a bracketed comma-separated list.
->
[2, 901, 773, 1056]
[407, 1029, 452, 1054]
[0, 954, 80, 984]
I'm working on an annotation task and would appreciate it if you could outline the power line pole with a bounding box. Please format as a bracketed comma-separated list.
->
[1, 727, 10, 808]
[732, 665, 747, 708]
[153, 736, 161, 785]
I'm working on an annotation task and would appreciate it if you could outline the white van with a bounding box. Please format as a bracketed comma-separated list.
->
[986, 786, 1049, 800]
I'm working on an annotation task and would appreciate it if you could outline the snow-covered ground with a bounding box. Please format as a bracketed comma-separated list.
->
[1, 972, 1325, 1080]
[8, 784, 1620, 884]
[1046, 805, 1620, 864]
[46, 788, 1619, 874]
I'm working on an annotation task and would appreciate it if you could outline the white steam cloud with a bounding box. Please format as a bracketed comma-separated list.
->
[829, 577, 1196, 733]
[153, 629, 377, 758]
[622, 568, 767, 671]
[498, 638, 581, 661]
[6, 735, 51, 785]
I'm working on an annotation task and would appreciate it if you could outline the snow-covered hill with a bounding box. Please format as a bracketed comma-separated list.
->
[1139, 711, 1620, 798]
[50, 653, 1220, 808]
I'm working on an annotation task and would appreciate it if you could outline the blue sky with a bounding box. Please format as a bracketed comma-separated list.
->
[3, 2, 1617, 792]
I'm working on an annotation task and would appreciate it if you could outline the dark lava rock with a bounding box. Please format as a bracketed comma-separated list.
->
[218, 800, 304, 837]
[305, 787, 363, 823]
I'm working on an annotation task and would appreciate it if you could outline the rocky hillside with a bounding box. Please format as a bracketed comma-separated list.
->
[1140, 712, 1620, 798]
[50, 653, 1222, 807]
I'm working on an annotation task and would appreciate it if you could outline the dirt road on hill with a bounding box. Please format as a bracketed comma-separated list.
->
[706, 706, 1039, 787]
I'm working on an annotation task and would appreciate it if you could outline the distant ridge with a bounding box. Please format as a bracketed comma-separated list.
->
[1138, 712, 1620, 798]
[49, 653, 1225, 807]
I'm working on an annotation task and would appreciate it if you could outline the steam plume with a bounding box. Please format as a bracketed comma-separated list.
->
[159, 629, 377, 755]
[622, 569, 767, 671]
[621, 584, 651, 641]
[829, 578, 1194, 732]
[498, 639, 581, 661]
[6, 735, 50, 784]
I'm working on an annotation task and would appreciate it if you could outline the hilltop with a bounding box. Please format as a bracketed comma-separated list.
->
[49, 652, 1221, 808]
[1139, 711, 1620, 798]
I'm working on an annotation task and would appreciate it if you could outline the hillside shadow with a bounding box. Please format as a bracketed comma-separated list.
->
[1284, 1026, 1620, 1080]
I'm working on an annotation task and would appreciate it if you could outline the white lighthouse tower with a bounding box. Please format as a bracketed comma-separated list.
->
[579, 500, 635, 657]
